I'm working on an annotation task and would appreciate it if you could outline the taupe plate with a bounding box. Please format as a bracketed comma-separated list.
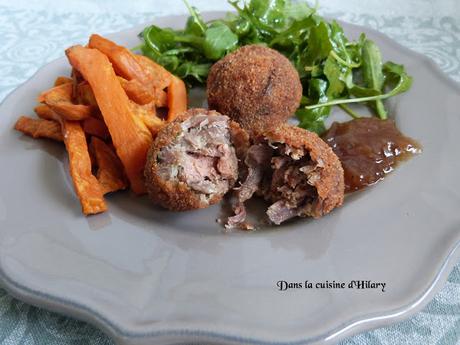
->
[0, 12, 459, 345]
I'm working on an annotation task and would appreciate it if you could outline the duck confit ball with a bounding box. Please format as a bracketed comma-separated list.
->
[226, 124, 345, 228]
[207, 45, 303, 133]
[144, 108, 249, 211]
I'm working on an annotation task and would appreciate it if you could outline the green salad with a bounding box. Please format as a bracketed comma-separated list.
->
[137, 0, 412, 134]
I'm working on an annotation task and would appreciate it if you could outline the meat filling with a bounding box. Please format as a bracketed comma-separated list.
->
[226, 144, 273, 229]
[227, 141, 323, 228]
[157, 114, 239, 198]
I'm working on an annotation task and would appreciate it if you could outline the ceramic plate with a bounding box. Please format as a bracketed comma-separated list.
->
[0, 12, 459, 345]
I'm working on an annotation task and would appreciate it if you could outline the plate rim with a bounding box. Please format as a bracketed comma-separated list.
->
[0, 11, 459, 345]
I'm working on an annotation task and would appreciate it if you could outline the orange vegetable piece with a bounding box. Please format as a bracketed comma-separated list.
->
[14, 116, 63, 142]
[129, 101, 164, 136]
[61, 120, 107, 215]
[118, 77, 168, 107]
[71, 68, 84, 102]
[54, 76, 73, 86]
[76, 81, 98, 107]
[135, 54, 172, 90]
[91, 137, 128, 194]
[167, 75, 187, 121]
[88, 34, 151, 85]
[82, 117, 110, 140]
[38, 83, 93, 121]
[117, 77, 154, 105]
[26, 102, 107, 214]
[34, 104, 55, 121]
[66, 45, 153, 194]
[154, 89, 168, 108]
[89, 34, 172, 92]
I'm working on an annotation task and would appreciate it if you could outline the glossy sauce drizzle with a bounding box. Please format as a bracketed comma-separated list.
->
[322, 117, 421, 193]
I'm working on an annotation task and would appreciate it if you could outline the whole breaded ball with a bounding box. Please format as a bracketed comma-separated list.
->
[207, 44, 302, 133]
[144, 108, 249, 211]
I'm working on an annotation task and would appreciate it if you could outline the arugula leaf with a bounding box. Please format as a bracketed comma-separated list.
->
[304, 68, 412, 110]
[361, 39, 387, 118]
[349, 84, 381, 98]
[383, 61, 413, 96]
[324, 54, 346, 97]
[183, 0, 207, 35]
[142, 26, 177, 54]
[203, 22, 239, 60]
[248, 0, 287, 31]
[176, 62, 211, 82]
[284, 1, 315, 22]
[296, 78, 330, 134]
[304, 21, 332, 64]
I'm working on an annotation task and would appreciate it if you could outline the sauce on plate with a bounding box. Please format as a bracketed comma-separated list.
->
[322, 117, 421, 193]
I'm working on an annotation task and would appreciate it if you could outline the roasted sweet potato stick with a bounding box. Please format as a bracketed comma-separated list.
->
[118, 77, 168, 107]
[38, 83, 93, 121]
[91, 137, 127, 194]
[66, 45, 153, 194]
[17, 112, 106, 213]
[76, 81, 98, 107]
[34, 104, 55, 121]
[154, 89, 168, 108]
[54, 76, 73, 86]
[135, 54, 172, 90]
[89, 34, 172, 91]
[14, 116, 63, 142]
[71, 68, 84, 102]
[30, 104, 107, 213]
[129, 101, 164, 136]
[89, 34, 152, 84]
[117, 77, 154, 105]
[82, 117, 110, 140]
[167, 76, 187, 122]
[61, 120, 107, 214]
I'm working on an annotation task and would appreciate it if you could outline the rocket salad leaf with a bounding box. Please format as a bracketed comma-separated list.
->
[138, 0, 412, 134]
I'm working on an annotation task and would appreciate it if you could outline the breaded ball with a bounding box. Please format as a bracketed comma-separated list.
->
[227, 124, 344, 228]
[207, 44, 302, 133]
[144, 108, 249, 211]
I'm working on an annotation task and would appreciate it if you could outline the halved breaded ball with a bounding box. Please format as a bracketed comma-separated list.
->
[207, 44, 302, 133]
[144, 108, 249, 211]
[227, 124, 344, 228]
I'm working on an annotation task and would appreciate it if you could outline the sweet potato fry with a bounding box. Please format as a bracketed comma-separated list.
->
[82, 117, 110, 140]
[14, 116, 63, 142]
[71, 68, 84, 102]
[54, 76, 73, 86]
[61, 120, 107, 214]
[28, 102, 107, 213]
[34, 104, 55, 121]
[89, 34, 172, 91]
[117, 77, 168, 107]
[135, 55, 172, 90]
[38, 83, 93, 121]
[155, 89, 168, 108]
[89, 34, 152, 84]
[91, 137, 127, 194]
[76, 81, 98, 107]
[117, 77, 154, 105]
[66, 45, 153, 194]
[167, 75, 187, 121]
[129, 101, 164, 136]
[15, 114, 106, 214]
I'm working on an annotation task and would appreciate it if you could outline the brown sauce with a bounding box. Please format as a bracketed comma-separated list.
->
[322, 117, 421, 193]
